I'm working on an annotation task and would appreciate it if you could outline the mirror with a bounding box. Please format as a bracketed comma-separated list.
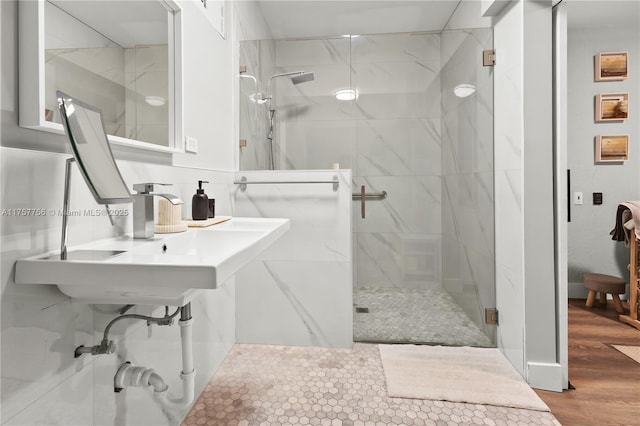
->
[19, 0, 183, 153]
[57, 91, 132, 204]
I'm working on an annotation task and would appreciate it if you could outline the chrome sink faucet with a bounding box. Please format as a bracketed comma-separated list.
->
[132, 183, 183, 239]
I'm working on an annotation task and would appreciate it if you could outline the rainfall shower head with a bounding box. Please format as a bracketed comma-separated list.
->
[269, 70, 315, 85]
[291, 72, 315, 85]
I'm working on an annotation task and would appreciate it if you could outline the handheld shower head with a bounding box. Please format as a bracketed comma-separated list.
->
[291, 72, 315, 85]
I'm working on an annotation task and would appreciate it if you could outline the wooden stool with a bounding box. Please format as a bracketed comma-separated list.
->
[583, 273, 626, 314]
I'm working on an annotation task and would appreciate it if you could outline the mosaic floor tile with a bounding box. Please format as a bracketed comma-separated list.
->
[353, 287, 493, 347]
[183, 343, 560, 426]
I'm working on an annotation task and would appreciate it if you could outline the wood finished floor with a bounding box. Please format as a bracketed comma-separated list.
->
[535, 299, 640, 426]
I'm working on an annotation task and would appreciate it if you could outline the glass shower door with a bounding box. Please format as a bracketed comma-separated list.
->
[351, 28, 495, 347]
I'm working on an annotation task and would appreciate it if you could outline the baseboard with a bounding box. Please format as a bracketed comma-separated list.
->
[569, 282, 630, 300]
[568, 282, 588, 299]
[527, 362, 563, 392]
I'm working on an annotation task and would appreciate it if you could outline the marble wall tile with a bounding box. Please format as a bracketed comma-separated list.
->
[352, 61, 441, 121]
[356, 118, 440, 176]
[1, 147, 235, 425]
[133, 70, 169, 125]
[355, 232, 441, 289]
[45, 50, 126, 137]
[352, 175, 441, 234]
[272, 64, 347, 101]
[236, 260, 352, 348]
[239, 39, 276, 171]
[4, 361, 94, 426]
[46, 47, 126, 85]
[442, 173, 494, 255]
[442, 98, 492, 174]
[355, 90, 441, 121]
[440, 28, 495, 344]
[134, 45, 169, 72]
[356, 232, 403, 288]
[351, 33, 441, 64]
[1, 298, 94, 423]
[135, 125, 169, 146]
[275, 37, 350, 67]
[124, 72, 138, 138]
[233, 170, 352, 348]
[123, 45, 170, 146]
[409, 118, 442, 176]
[274, 63, 354, 122]
[275, 93, 357, 123]
[233, 171, 351, 262]
[258, 39, 277, 89]
[276, 120, 356, 170]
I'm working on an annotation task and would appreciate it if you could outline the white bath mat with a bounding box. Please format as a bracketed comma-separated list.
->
[379, 344, 550, 412]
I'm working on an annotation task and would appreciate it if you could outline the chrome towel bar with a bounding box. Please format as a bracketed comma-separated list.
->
[234, 175, 339, 192]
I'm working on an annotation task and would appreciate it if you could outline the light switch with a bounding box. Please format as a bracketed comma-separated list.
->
[185, 136, 198, 153]
[574, 192, 583, 205]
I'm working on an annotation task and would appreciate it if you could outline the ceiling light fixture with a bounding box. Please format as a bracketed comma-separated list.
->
[144, 96, 166, 107]
[453, 84, 476, 98]
[335, 88, 359, 101]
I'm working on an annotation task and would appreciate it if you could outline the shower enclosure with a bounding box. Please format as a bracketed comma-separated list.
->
[240, 28, 495, 347]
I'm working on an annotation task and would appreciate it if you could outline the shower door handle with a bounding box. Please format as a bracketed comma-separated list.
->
[352, 187, 388, 219]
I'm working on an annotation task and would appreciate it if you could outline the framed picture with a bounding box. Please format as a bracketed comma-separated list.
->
[595, 52, 628, 81]
[595, 135, 629, 162]
[595, 93, 628, 121]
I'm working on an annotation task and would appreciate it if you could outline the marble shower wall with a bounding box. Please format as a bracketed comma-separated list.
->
[44, 44, 170, 147]
[272, 37, 355, 171]
[440, 29, 495, 341]
[233, 170, 353, 348]
[351, 33, 443, 292]
[239, 39, 276, 170]
[45, 47, 126, 137]
[263, 33, 444, 292]
[238, 31, 495, 343]
[124, 45, 170, 146]
[241, 32, 446, 294]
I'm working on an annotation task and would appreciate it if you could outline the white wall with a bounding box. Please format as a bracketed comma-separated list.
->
[494, 0, 562, 391]
[567, 24, 640, 296]
[445, 0, 494, 30]
[0, 0, 248, 424]
[172, 0, 234, 171]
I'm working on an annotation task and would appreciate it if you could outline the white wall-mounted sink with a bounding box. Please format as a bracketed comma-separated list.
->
[15, 217, 289, 305]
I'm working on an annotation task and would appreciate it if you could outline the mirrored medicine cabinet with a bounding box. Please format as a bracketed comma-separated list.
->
[19, 0, 183, 154]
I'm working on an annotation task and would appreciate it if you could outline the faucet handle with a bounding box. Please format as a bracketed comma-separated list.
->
[132, 183, 172, 194]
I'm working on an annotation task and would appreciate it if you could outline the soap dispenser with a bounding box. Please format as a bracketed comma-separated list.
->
[192, 180, 209, 220]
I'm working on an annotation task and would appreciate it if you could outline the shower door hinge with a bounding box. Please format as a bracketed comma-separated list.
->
[485, 308, 499, 325]
[483, 49, 496, 66]
[239, 138, 247, 147]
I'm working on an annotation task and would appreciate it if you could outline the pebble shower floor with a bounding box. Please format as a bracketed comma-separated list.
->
[182, 343, 560, 426]
[353, 288, 493, 347]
